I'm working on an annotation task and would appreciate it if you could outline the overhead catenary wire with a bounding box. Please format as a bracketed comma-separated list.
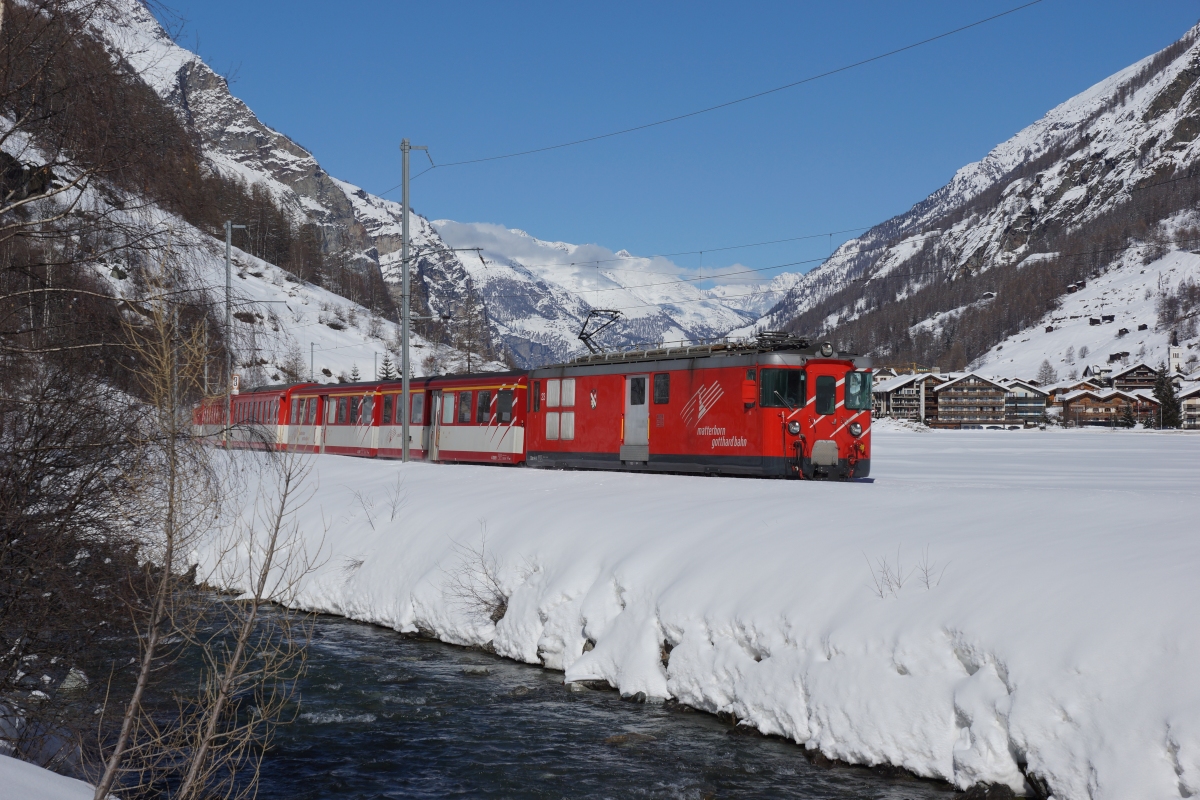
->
[375, 0, 1044, 185]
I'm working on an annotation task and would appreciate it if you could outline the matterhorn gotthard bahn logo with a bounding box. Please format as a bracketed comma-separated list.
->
[681, 381, 746, 449]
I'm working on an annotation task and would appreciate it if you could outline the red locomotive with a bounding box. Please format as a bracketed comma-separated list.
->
[194, 334, 871, 480]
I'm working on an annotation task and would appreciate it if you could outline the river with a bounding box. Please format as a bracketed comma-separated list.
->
[253, 614, 951, 799]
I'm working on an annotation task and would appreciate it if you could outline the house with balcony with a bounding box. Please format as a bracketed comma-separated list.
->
[1180, 383, 1200, 429]
[1002, 380, 1048, 426]
[1111, 362, 1158, 392]
[1060, 388, 1159, 426]
[931, 374, 1008, 428]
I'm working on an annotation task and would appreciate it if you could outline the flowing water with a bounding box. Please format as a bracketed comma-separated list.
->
[253, 615, 951, 799]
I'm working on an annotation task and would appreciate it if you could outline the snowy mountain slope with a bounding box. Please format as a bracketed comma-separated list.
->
[109, 207, 462, 386]
[972, 245, 1200, 378]
[88, 0, 483, 329]
[0, 124, 476, 386]
[85, 2, 782, 368]
[433, 222, 765, 364]
[748, 23, 1200, 357]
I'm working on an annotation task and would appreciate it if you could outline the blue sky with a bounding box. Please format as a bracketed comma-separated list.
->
[156, 0, 1200, 278]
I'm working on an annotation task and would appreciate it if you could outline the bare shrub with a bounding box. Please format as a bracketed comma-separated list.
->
[915, 545, 949, 590]
[864, 546, 912, 599]
[445, 523, 508, 624]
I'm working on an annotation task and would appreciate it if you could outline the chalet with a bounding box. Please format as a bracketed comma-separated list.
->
[1043, 379, 1100, 407]
[1082, 364, 1113, 383]
[931, 374, 1008, 428]
[1002, 380, 1048, 426]
[1061, 388, 1159, 427]
[871, 367, 899, 385]
[1181, 383, 1200, 430]
[1111, 362, 1157, 391]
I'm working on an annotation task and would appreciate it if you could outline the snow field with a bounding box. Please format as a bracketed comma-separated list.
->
[0, 754, 95, 800]
[204, 429, 1200, 798]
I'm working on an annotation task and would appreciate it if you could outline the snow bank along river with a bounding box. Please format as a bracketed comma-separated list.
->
[205, 427, 1200, 799]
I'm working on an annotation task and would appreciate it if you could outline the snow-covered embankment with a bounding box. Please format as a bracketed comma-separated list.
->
[204, 428, 1200, 799]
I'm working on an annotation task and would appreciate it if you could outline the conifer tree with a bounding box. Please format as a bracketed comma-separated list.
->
[378, 351, 397, 380]
[1120, 402, 1136, 428]
[1153, 362, 1182, 427]
[350, 363, 360, 382]
[1037, 359, 1058, 385]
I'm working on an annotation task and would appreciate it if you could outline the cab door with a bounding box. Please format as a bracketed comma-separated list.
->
[621, 374, 649, 462]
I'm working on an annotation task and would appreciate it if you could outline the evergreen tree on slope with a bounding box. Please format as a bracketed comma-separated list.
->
[1153, 362, 1182, 428]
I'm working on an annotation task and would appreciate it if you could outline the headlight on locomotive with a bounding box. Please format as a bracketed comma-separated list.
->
[848, 422, 862, 437]
[787, 420, 801, 435]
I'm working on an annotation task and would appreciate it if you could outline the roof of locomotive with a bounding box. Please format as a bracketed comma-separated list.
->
[544, 333, 870, 371]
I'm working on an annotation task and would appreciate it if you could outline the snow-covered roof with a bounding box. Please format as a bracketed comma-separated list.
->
[1178, 381, 1200, 400]
[872, 374, 919, 394]
[1060, 388, 1158, 404]
[1005, 380, 1048, 396]
[933, 373, 1009, 392]
[1043, 378, 1100, 394]
[1111, 362, 1157, 379]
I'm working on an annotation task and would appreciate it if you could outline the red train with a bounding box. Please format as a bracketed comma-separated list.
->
[194, 335, 872, 479]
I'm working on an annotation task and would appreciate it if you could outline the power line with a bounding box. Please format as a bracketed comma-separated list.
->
[377, 0, 1043, 186]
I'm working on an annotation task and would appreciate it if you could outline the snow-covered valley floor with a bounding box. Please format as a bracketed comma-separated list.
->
[205, 428, 1200, 799]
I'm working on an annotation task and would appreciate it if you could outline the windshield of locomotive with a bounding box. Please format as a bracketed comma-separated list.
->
[845, 371, 872, 410]
[760, 369, 804, 408]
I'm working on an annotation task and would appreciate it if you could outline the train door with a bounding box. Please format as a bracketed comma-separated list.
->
[318, 394, 329, 454]
[621, 374, 649, 462]
[429, 390, 444, 461]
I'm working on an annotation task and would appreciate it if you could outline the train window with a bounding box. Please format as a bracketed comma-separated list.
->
[458, 391, 472, 423]
[533, 381, 541, 412]
[629, 376, 646, 406]
[497, 389, 514, 423]
[307, 399, 317, 425]
[560, 411, 575, 440]
[336, 398, 348, 424]
[561, 379, 575, 407]
[545, 411, 560, 440]
[361, 396, 373, 424]
[747, 369, 756, 381]
[476, 390, 492, 423]
[383, 394, 393, 424]
[411, 393, 424, 425]
[815, 375, 836, 415]
[653, 373, 670, 404]
[442, 393, 455, 424]
[350, 397, 361, 424]
[760, 369, 803, 408]
[546, 379, 561, 408]
[845, 372, 871, 410]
